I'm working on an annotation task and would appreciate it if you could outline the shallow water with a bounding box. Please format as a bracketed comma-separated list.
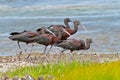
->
[0, 0, 120, 56]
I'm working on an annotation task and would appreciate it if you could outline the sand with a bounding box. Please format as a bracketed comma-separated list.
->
[0, 53, 120, 72]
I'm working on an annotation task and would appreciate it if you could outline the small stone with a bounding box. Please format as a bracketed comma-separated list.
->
[25, 75, 34, 80]
[0, 64, 3, 68]
[37, 76, 44, 80]
[12, 76, 19, 80]
[47, 75, 54, 80]
[0, 74, 9, 80]
[21, 77, 26, 80]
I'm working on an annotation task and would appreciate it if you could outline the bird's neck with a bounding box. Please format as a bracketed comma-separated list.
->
[64, 21, 70, 28]
[72, 24, 78, 34]
[85, 41, 91, 50]
[57, 31, 62, 40]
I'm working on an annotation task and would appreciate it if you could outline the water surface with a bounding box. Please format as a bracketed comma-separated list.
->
[0, 0, 120, 56]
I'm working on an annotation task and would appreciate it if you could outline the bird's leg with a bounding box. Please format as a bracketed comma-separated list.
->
[47, 45, 53, 54]
[26, 53, 31, 60]
[17, 41, 22, 61]
[26, 44, 34, 60]
[46, 45, 53, 62]
[17, 41, 21, 49]
[44, 46, 47, 54]
[29, 44, 34, 54]
[44, 46, 49, 62]
[69, 51, 73, 62]
[59, 49, 66, 61]
[18, 50, 22, 61]
[24, 43, 29, 53]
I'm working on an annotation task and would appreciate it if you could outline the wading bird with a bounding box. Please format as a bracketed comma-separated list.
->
[48, 18, 72, 28]
[34, 29, 62, 54]
[9, 30, 40, 49]
[9, 28, 55, 59]
[36, 18, 72, 36]
[56, 38, 93, 60]
[9, 30, 41, 60]
[37, 19, 86, 40]
[9, 27, 53, 49]
[49, 20, 87, 40]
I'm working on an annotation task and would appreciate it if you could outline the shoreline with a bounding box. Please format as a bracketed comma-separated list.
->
[0, 53, 120, 72]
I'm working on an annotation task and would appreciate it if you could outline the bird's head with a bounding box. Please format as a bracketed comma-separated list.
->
[86, 38, 101, 48]
[74, 20, 87, 31]
[64, 18, 72, 22]
[74, 20, 80, 25]
[36, 27, 46, 34]
[86, 38, 93, 43]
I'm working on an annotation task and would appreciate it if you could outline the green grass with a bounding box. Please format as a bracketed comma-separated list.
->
[1, 60, 120, 80]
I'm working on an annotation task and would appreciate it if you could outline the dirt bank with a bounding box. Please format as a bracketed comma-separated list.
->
[0, 53, 120, 72]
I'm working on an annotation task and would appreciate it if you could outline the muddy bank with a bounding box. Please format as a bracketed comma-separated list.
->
[0, 53, 120, 72]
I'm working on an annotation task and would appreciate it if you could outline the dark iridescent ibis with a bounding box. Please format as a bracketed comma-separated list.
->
[9, 30, 40, 49]
[49, 20, 86, 40]
[37, 20, 87, 40]
[36, 18, 72, 33]
[9, 30, 42, 60]
[56, 38, 93, 60]
[56, 38, 92, 52]
[48, 18, 72, 28]
[9, 27, 48, 49]
[9, 28, 57, 60]
[34, 29, 62, 54]
[36, 18, 72, 38]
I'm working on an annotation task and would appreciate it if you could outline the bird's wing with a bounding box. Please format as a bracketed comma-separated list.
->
[10, 32, 20, 35]
[10, 30, 28, 35]
[48, 25, 65, 29]
[78, 40, 85, 45]
[24, 32, 39, 38]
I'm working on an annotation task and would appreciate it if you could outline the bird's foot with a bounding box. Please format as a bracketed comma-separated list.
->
[26, 53, 31, 60]
[44, 55, 50, 62]
[18, 51, 23, 61]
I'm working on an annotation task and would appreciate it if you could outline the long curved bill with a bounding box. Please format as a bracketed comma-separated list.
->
[45, 28, 56, 37]
[79, 24, 88, 31]
[93, 41, 103, 49]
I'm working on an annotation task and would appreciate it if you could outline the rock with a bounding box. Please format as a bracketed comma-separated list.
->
[0, 74, 9, 80]
[12, 76, 19, 80]
[24, 75, 34, 80]
[21, 78, 26, 80]
[37, 76, 44, 80]
[46, 75, 54, 80]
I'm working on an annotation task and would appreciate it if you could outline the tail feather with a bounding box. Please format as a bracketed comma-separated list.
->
[10, 30, 27, 35]
[10, 32, 20, 35]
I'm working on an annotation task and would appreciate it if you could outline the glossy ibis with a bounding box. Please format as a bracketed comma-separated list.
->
[9, 27, 57, 53]
[9, 30, 42, 60]
[34, 29, 62, 54]
[56, 38, 93, 60]
[37, 19, 87, 40]
[9, 30, 40, 49]
[9, 28, 56, 60]
[48, 18, 72, 28]
[51, 20, 86, 40]
[36, 18, 72, 36]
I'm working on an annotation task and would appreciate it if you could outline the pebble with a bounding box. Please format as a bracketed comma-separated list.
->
[38, 76, 44, 80]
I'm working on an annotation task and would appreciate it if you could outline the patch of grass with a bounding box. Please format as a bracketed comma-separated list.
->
[2, 60, 120, 80]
